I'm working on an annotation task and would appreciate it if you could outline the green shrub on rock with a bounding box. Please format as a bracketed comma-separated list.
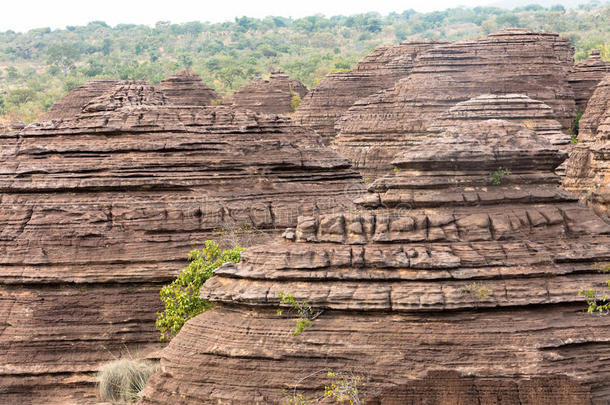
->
[155, 240, 244, 341]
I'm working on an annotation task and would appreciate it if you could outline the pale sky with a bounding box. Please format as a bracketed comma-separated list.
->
[0, 0, 504, 32]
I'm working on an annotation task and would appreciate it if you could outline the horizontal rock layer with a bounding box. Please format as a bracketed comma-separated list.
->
[563, 74, 610, 218]
[141, 119, 610, 404]
[568, 50, 610, 113]
[157, 69, 220, 106]
[293, 40, 445, 141]
[229, 69, 308, 115]
[42, 79, 119, 120]
[0, 82, 361, 403]
[334, 29, 576, 179]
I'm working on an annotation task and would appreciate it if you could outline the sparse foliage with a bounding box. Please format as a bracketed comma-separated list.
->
[155, 240, 244, 340]
[490, 167, 511, 186]
[277, 291, 321, 335]
[97, 358, 159, 403]
[461, 282, 491, 299]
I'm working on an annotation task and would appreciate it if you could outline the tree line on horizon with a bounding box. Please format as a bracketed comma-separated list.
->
[0, 1, 608, 123]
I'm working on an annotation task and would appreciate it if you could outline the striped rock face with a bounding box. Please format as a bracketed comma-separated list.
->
[568, 50, 610, 113]
[292, 40, 446, 142]
[333, 29, 576, 181]
[140, 120, 610, 405]
[157, 69, 220, 106]
[564, 74, 610, 218]
[0, 81, 362, 403]
[229, 69, 308, 115]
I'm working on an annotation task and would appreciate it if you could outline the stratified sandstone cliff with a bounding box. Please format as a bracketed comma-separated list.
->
[334, 29, 576, 180]
[140, 119, 610, 405]
[157, 70, 220, 106]
[42, 79, 119, 120]
[228, 69, 307, 115]
[0, 81, 361, 403]
[568, 50, 610, 113]
[564, 74, 610, 218]
[292, 40, 445, 142]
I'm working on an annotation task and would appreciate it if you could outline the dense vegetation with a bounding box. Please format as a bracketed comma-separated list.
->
[155, 241, 243, 341]
[0, 2, 608, 123]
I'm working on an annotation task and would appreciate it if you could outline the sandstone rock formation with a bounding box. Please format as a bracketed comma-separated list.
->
[42, 79, 119, 120]
[0, 81, 361, 403]
[140, 119, 610, 404]
[157, 70, 220, 106]
[563, 74, 610, 218]
[334, 29, 576, 180]
[228, 69, 308, 115]
[292, 40, 446, 142]
[568, 50, 610, 113]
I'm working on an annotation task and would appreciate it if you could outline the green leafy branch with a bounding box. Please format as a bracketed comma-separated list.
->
[277, 292, 322, 335]
[155, 240, 244, 341]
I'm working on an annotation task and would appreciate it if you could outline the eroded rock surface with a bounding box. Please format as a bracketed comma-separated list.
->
[157, 69, 220, 106]
[568, 50, 610, 113]
[563, 74, 610, 218]
[292, 40, 446, 142]
[140, 120, 610, 404]
[0, 81, 361, 403]
[334, 29, 576, 180]
[42, 79, 119, 120]
[229, 69, 308, 115]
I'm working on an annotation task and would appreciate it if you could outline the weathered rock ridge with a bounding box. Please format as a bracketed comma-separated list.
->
[140, 119, 610, 404]
[292, 40, 445, 142]
[568, 50, 610, 113]
[42, 79, 119, 120]
[334, 29, 576, 179]
[0, 81, 361, 403]
[157, 69, 220, 106]
[563, 74, 610, 218]
[228, 69, 308, 114]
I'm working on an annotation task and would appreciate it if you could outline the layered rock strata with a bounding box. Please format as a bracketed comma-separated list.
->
[334, 29, 576, 180]
[140, 119, 610, 404]
[157, 70, 220, 106]
[42, 79, 119, 120]
[228, 69, 308, 115]
[0, 82, 361, 403]
[568, 50, 610, 113]
[292, 40, 446, 142]
[563, 74, 610, 218]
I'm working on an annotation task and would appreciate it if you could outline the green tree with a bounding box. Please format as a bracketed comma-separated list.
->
[155, 241, 244, 341]
[47, 43, 81, 76]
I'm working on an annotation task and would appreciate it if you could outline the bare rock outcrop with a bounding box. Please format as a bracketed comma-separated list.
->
[292, 40, 446, 142]
[228, 69, 308, 115]
[568, 50, 610, 113]
[334, 29, 576, 180]
[42, 79, 119, 120]
[563, 74, 610, 218]
[157, 69, 220, 106]
[140, 119, 610, 404]
[0, 81, 362, 403]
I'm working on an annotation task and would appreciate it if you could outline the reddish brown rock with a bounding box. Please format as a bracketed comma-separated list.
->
[140, 120, 610, 404]
[42, 79, 119, 120]
[563, 74, 610, 218]
[292, 40, 446, 142]
[228, 69, 308, 115]
[568, 50, 610, 113]
[334, 29, 576, 180]
[0, 81, 361, 403]
[157, 69, 220, 106]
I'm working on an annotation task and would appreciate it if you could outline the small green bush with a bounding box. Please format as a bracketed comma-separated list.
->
[571, 112, 583, 141]
[277, 291, 320, 335]
[490, 167, 511, 186]
[155, 240, 244, 340]
[461, 282, 491, 299]
[98, 358, 159, 403]
[290, 89, 302, 111]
